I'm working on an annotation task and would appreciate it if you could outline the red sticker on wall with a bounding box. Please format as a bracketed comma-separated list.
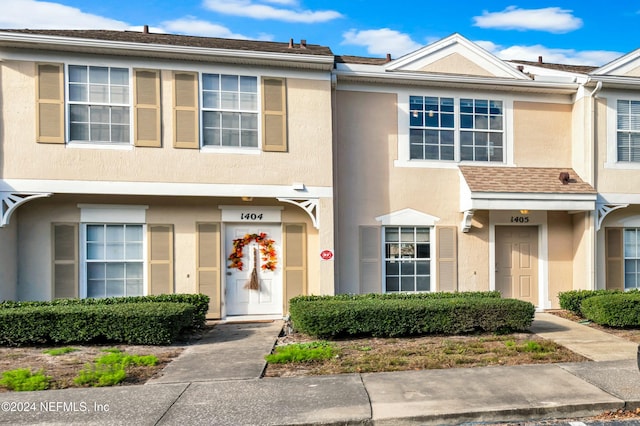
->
[320, 250, 334, 261]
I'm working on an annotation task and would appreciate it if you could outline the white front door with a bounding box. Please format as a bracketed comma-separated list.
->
[225, 224, 283, 316]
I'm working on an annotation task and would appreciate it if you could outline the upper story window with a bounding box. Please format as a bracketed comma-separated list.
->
[409, 95, 504, 163]
[202, 74, 258, 148]
[68, 65, 131, 144]
[617, 100, 640, 162]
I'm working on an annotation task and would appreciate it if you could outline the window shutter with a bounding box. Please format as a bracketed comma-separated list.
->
[36, 63, 64, 144]
[606, 227, 624, 290]
[173, 72, 199, 149]
[359, 226, 381, 292]
[197, 223, 221, 318]
[437, 226, 458, 292]
[283, 223, 307, 313]
[134, 69, 161, 147]
[148, 225, 174, 295]
[262, 77, 287, 152]
[52, 223, 78, 298]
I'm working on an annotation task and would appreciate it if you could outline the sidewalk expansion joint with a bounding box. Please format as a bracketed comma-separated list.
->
[154, 382, 192, 426]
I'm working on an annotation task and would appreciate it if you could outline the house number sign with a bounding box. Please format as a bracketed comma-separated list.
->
[220, 206, 282, 223]
[510, 216, 530, 223]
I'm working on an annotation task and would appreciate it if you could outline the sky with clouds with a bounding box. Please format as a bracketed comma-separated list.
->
[1, 0, 638, 66]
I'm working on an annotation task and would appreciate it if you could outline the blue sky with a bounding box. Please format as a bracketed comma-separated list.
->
[2, 0, 638, 66]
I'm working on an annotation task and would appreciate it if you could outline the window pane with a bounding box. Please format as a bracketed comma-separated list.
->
[111, 107, 129, 124]
[416, 243, 430, 258]
[203, 111, 221, 129]
[90, 124, 110, 142]
[416, 260, 430, 275]
[460, 98, 473, 113]
[410, 111, 423, 127]
[86, 225, 104, 242]
[401, 261, 414, 275]
[400, 277, 414, 292]
[203, 92, 219, 109]
[125, 225, 143, 241]
[106, 263, 125, 279]
[69, 84, 87, 102]
[222, 129, 240, 147]
[69, 65, 87, 83]
[127, 280, 143, 296]
[240, 93, 257, 110]
[70, 104, 88, 122]
[400, 228, 414, 242]
[386, 277, 399, 292]
[241, 113, 258, 130]
[386, 261, 399, 275]
[221, 75, 238, 91]
[89, 66, 108, 84]
[221, 92, 238, 109]
[110, 68, 128, 85]
[89, 84, 109, 103]
[441, 112, 454, 128]
[110, 86, 128, 104]
[87, 280, 105, 298]
[126, 242, 143, 259]
[416, 276, 430, 292]
[385, 227, 399, 242]
[203, 129, 220, 146]
[203, 74, 219, 91]
[106, 280, 125, 297]
[625, 230, 637, 257]
[240, 76, 257, 92]
[87, 263, 105, 280]
[241, 130, 258, 147]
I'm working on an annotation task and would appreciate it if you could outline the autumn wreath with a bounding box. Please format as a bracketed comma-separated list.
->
[227, 232, 277, 271]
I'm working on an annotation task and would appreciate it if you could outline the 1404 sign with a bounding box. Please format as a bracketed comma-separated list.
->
[240, 213, 264, 220]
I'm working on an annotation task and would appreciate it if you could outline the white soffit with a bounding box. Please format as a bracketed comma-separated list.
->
[375, 208, 440, 226]
[385, 33, 529, 80]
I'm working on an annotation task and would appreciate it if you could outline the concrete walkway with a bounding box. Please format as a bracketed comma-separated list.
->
[2, 313, 640, 425]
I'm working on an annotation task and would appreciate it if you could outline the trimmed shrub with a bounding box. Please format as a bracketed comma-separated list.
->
[0, 293, 209, 330]
[0, 302, 195, 346]
[580, 293, 640, 327]
[289, 295, 534, 338]
[293, 291, 501, 303]
[558, 290, 625, 315]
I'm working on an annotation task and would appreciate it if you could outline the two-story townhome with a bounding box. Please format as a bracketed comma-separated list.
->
[333, 34, 599, 309]
[0, 29, 335, 319]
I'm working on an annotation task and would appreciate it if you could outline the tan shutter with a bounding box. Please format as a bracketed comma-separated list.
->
[436, 226, 458, 292]
[148, 225, 174, 295]
[262, 77, 287, 152]
[52, 223, 78, 299]
[359, 226, 381, 293]
[283, 223, 306, 313]
[605, 227, 624, 290]
[134, 69, 161, 147]
[173, 71, 199, 149]
[197, 223, 221, 318]
[36, 63, 64, 144]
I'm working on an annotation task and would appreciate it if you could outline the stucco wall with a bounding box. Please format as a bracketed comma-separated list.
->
[15, 195, 321, 301]
[547, 211, 574, 307]
[513, 101, 572, 167]
[1, 60, 333, 187]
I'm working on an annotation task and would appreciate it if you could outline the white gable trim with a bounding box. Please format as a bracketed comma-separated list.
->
[592, 47, 640, 76]
[385, 33, 529, 80]
[375, 208, 440, 226]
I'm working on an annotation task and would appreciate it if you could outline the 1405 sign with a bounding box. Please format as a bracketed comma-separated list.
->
[510, 216, 530, 223]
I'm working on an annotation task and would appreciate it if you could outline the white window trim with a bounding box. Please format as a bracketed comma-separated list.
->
[381, 225, 435, 293]
[605, 92, 640, 169]
[199, 72, 262, 152]
[78, 204, 148, 299]
[395, 89, 514, 168]
[79, 223, 148, 299]
[65, 64, 135, 147]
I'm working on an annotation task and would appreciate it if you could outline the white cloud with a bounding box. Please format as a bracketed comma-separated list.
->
[0, 0, 130, 29]
[341, 28, 422, 57]
[473, 6, 583, 33]
[475, 40, 622, 66]
[162, 17, 252, 39]
[203, 0, 342, 23]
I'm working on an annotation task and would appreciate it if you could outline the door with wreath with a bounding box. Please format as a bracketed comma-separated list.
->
[225, 224, 283, 316]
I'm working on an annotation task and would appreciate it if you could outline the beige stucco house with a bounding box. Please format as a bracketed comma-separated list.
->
[1, 29, 639, 316]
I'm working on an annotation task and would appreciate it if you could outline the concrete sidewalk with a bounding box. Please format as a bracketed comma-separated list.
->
[2, 313, 640, 425]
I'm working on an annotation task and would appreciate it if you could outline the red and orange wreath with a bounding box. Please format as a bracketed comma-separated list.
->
[228, 232, 277, 271]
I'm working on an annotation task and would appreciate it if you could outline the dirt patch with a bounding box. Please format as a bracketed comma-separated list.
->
[0, 344, 183, 392]
[264, 331, 587, 377]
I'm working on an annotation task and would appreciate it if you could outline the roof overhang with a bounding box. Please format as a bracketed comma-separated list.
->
[0, 32, 335, 71]
[334, 69, 579, 94]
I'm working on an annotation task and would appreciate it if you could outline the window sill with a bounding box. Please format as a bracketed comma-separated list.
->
[67, 142, 134, 151]
[201, 146, 261, 155]
[604, 162, 640, 170]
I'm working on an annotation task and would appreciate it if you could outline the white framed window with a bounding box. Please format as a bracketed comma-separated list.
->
[383, 226, 431, 292]
[409, 95, 504, 163]
[201, 74, 259, 148]
[624, 228, 640, 289]
[617, 100, 640, 163]
[67, 65, 131, 144]
[82, 224, 145, 298]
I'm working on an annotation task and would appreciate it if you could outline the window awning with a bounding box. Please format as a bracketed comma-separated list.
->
[459, 166, 597, 212]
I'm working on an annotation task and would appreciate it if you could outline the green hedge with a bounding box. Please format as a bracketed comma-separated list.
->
[292, 291, 501, 302]
[558, 289, 639, 315]
[580, 293, 640, 327]
[0, 293, 209, 330]
[289, 295, 535, 338]
[0, 302, 195, 346]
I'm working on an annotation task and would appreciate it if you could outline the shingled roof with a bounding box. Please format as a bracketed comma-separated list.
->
[459, 166, 596, 194]
[509, 60, 597, 75]
[0, 29, 334, 57]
